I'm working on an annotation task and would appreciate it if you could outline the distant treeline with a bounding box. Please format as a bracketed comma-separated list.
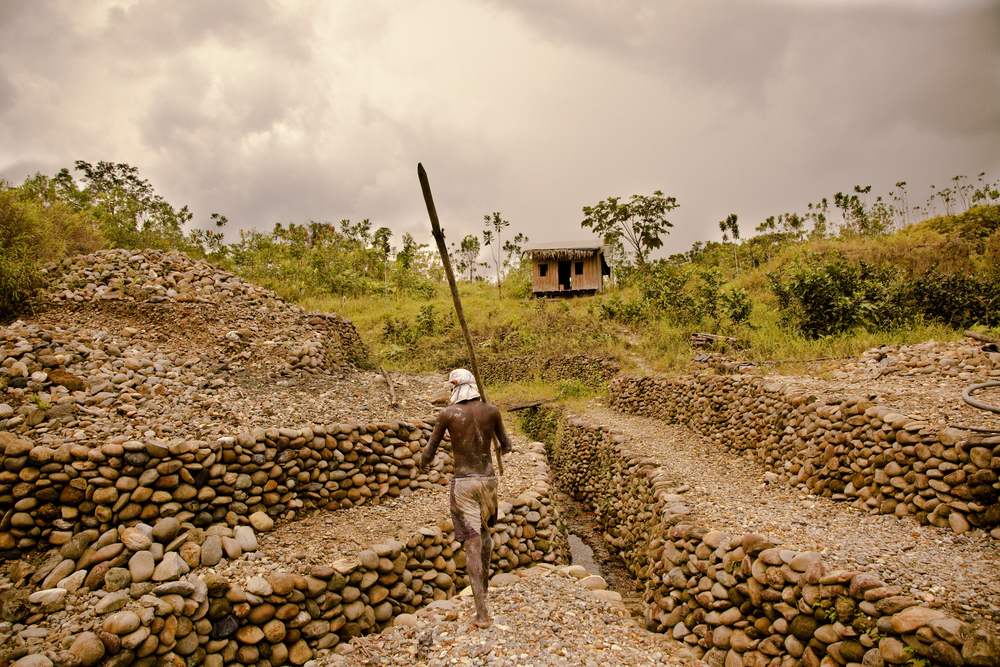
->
[2, 160, 998, 338]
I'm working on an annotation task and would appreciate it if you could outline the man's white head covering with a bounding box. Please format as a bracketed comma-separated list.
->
[449, 368, 480, 404]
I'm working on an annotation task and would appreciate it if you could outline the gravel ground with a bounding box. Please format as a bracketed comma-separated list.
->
[772, 373, 1000, 431]
[577, 400, 1000, 628]
[321, 567, 688, 667]
[254, 437, 539, 564]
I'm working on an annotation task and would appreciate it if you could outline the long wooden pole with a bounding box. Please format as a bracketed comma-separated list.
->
[417, 163, 503, 476]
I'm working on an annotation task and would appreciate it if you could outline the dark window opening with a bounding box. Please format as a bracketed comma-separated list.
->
[539, 263, 548, 277]
[575, 262, 583, 275]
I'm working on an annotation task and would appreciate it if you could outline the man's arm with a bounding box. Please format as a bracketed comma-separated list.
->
[493, 410, 513, 455]
[420, 414, 448, 470]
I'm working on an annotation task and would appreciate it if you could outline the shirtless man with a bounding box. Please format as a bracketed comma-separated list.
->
[419, 368, 512, 628]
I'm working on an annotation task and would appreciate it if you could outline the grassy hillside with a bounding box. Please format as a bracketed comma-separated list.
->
[296, 205, 1000, 379]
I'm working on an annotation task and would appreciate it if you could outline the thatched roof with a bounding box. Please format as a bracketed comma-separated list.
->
[524, 240, 603, 261]
[527, 248, 599, 261]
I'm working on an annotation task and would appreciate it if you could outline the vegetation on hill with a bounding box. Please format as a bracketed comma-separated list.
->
[2, 163, 998, 385]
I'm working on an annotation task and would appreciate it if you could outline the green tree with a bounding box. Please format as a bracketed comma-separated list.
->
[482, 211, 510, 298]
[188, 213, 229, 260]
[806, 199, 829, 238]
[718, 213, 740, 275]
[973, 173, 999, 205]
[373, 226, 393, 303]
[581, 190, 678, 268]
[834, 185, 891, 236]
[397, 233, 421, 271]
[502, 232, 528, 273]
[458, 234, 481, 280]
[0, 179, 102, 316]
[72, 160, 192, 249]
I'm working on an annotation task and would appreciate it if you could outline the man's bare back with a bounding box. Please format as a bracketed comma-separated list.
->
[421, 399, 512, 476]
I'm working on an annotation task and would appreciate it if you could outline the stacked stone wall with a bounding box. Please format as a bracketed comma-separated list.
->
[2, 439, 566, 667]
[608, 375, 1000, 537]
[0, 420, 447, 555]
[541, 415, 999, 667]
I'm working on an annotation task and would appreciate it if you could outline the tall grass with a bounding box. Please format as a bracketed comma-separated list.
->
[304, 281, 629, 373]
[0, 183, 102, 317]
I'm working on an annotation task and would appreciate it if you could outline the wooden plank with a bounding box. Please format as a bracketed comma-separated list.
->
[501, 398, 554, 411]
[691, 332, 744, 348]
[573, 255, 602, 291]
[965, 330, 1000, 346]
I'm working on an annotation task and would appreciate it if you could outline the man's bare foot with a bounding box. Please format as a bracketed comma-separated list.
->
[469, 617, 491, 630]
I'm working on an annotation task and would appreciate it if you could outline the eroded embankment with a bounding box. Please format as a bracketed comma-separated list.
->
[522, 407, 1000, 667]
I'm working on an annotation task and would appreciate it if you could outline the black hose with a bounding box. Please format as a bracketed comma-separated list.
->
[961, 381, 1000, 414]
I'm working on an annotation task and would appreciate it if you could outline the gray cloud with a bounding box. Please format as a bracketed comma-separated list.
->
[1, 0, 998, 259]
[491, 0, 1000, 136]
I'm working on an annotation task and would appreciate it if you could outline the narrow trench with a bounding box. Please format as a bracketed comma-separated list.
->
[553, 489, 647, 622]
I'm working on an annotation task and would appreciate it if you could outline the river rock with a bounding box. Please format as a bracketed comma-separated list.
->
[11, 656, 54, 667]
[234, 526, 257, 552]
[29, 588, 67, 613]
[152, 552, 186, 582]
[129, 551, 156, 583]
[95, 590, 130, 615]
[151, 517, 181, 543]
[69, 632, 106, 667]
[963, 627, 1000, 667]
[120, 527, 152, 552]
[104, 568, 132, 593]
[103, 611, 141, 635]
[248, 512, 274, 531]
[890, 606, 948, 633]
[200, 536, 223, 566]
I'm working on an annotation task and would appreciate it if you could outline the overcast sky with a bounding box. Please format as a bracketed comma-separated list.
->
[1, 0, 998, 259]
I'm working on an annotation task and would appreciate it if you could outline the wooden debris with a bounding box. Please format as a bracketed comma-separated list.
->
[380, 365, 397, 406]
[501, 399, 554, 412]
[965, 330, 1000, 346]
[690, 332, 743, 348]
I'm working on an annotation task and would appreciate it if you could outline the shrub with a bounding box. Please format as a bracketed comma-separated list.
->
[908, 270, 1000, 328]
[640, 263, 696, 321]
[0, 181, 102, 317]
[720, 287, 753, 325]
[555, 379, 589, 400]
[768, 250, 1000, 337]
[768, 252, 912, 338]
[923, 203, 1000, 247]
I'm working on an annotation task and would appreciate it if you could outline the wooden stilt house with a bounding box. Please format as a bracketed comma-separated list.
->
[524, 240, 610, 297]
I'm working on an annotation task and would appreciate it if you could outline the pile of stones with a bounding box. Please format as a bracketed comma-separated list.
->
[546, 415, 1000, 667]
[481, 354, 620, 390]
[0, 249, 572, 667]
[4, 517, 262, 622]
[38, 249, 285, 309]
[29, 248, 368, 377]
[841, 340, 1000, 380]
[608, 375, 1000, 538]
